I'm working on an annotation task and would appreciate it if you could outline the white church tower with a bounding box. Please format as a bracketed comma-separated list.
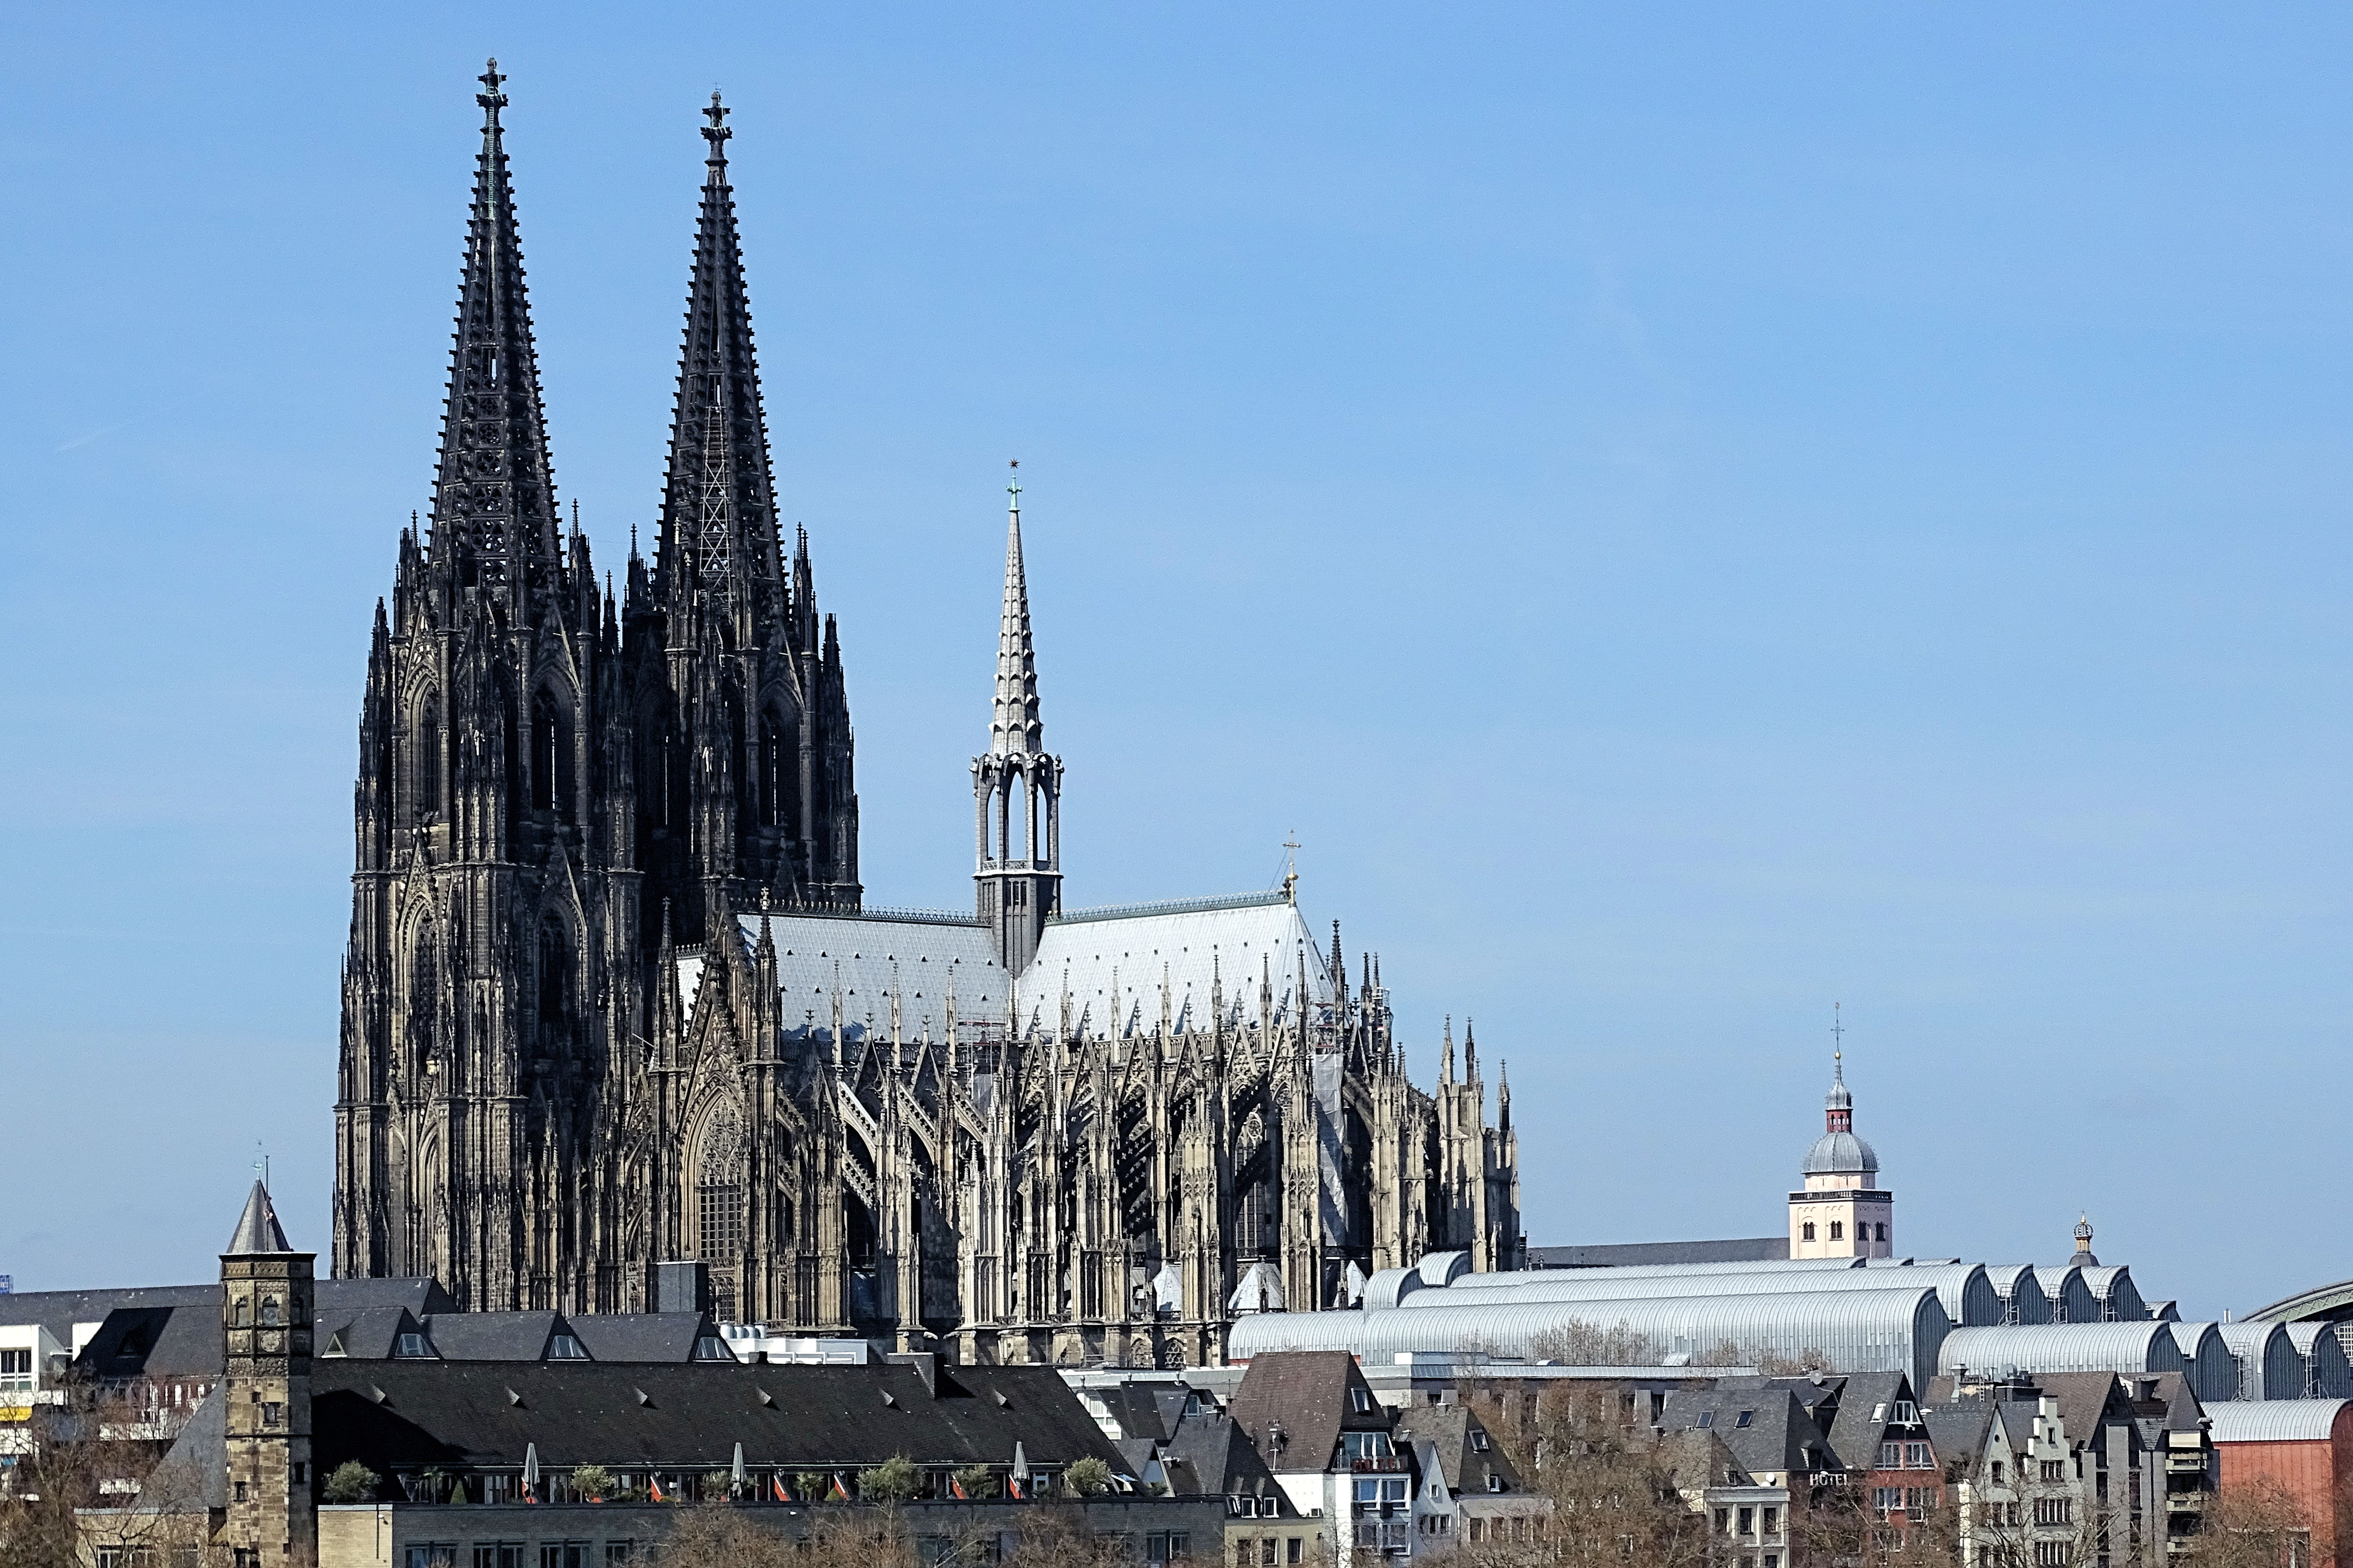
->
[1788, 1024, 1894, 1259]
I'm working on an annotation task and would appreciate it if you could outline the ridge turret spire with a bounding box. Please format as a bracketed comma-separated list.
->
[990, 461, 1043, 757]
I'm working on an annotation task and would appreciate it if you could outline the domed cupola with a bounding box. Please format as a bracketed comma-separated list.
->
[1802, 1058, 1878, 1178]
[1787, 1007, 1894, 1259]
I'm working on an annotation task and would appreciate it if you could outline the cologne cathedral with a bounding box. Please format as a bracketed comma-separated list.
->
[334, 65, 1520, 1367]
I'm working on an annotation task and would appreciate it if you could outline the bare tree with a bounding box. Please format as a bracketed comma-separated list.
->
[0, 1374, 224, 1568]
[2173, 1477, 2318, 1568]
[1438, 1379, 1714, 1568]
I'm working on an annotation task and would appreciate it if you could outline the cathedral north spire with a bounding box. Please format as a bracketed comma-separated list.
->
[427, 59, 565, 617]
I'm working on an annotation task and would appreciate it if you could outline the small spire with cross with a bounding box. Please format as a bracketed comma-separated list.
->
[703, 90, 732, 163]
[1282, 832, 1301, 905]
[477, 58, 508, 118]
[1008, 458, 1021, 514]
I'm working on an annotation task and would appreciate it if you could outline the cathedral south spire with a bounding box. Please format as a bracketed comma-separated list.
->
[653, 90, 788, 648]
[633, 91, 859, 928]
[429, 59, 566, 618]
[975, 464, 1062, 973]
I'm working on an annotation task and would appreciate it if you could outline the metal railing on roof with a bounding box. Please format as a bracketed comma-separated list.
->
[1047, 890, 1290, 926]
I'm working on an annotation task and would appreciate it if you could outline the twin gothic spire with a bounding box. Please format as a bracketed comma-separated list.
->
[425, 65, 796, 650]
[426, 60, 565, 618]
[653, 91, 792, 650]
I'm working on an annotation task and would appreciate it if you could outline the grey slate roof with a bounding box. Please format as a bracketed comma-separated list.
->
[322, 1307, 419, 1361]
[1393, 1403, 1520, 1495]
[225, 1182, 295, 1254]
[561, 1312, 718, 1363]
[0, 1285, 218, 1345]
[2, 1278, 455, 1358]
[418, 1311, 562, 1362]
[311, 1359, 1130, 1478]
[74, 1304, 222, 1381]
[1527, 1239, 1791, 1269]
[143, 1386, 228, 1511]
[1657, 1380, 1837, 1479]
[1095, 1381, 1197, 1443]
[1821, 1371, 1910, 1471]
[1161, 1411, 1283, 1501]
[1921, 1404, 1993, 1479]
[1225, 1351, 1389, 1476]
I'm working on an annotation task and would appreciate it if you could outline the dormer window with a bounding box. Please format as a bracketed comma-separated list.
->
[1350, 1388, 1372, 1413]
[1469, 1430, 1489, 1452]
[693, 1335, 733, 1362]
[396, 1332, 430, 1358]
[1485, 1473, 1502, 1493]
[546, 1334, 588, 1360]
[1891, 1400, 1919, 1424]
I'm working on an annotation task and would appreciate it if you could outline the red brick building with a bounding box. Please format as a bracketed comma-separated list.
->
[2208, 1399, 2353, 1567]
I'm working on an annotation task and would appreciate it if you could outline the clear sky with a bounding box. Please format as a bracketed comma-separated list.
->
[3, 5, 2349, 1318]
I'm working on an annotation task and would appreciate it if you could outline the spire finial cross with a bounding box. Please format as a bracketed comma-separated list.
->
[1831, 1001, 1844, 1070]
[1008, 458, 1021, 513]
[703, 90, 732, 157]
[477, 59, 508, 116]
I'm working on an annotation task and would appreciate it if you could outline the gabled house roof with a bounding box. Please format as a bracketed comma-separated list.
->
[1094, 1381, 1198, 1443]
[1658, 1383, 1834, 1479]
[2031, 1372, 2135, 1453]
[1394, 1403, 1520, 1495]
[1921, 1404, 1994, 1480]
[74, 1304, 222, 1382]
[1162, 1410, 1283, 1500]
[1820, 1371, 1914, 1471]
[1226, 1350, 1389, 1475]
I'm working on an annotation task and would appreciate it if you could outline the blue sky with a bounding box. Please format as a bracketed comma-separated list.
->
[3, 5, 2349, 1317]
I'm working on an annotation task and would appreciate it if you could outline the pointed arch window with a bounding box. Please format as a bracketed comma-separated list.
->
[758, 706, 797, 829]
[537, 920, 571, 1056]
[531, 687, 573, 818]
[409, 927, 440, 1066]
[697, 1108, 745, 1268]
[416, 695, 443, 815]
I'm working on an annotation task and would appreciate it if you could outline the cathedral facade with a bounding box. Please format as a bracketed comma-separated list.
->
[333, 66, 1519, 1366]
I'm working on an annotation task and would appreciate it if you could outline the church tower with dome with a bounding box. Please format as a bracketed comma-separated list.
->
[1787, 1036, 1893, 1259]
